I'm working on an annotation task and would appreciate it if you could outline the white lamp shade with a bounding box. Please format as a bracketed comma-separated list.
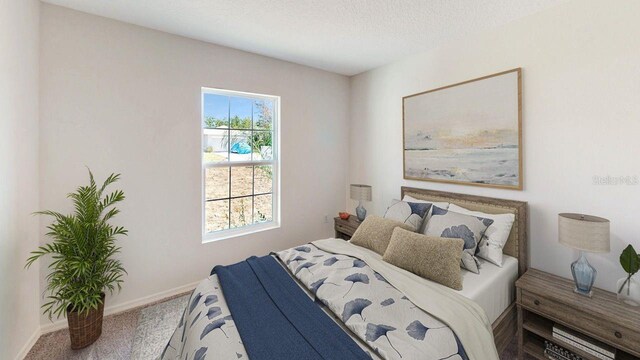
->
[350, 184, 372, 202]
[558, 213, 610, 253]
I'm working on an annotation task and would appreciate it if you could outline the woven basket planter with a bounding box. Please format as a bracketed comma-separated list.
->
[67, 293, 105, 349]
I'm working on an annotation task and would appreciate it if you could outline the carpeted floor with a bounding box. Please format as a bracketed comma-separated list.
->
[130, 296, 189, 359]
[26, 292, 518, 359]
[25, 294, 189, 360]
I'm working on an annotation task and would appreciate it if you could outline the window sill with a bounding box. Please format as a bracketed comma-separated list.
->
[202, 221, 280, 243]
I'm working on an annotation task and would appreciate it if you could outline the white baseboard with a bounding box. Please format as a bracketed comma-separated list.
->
[15, 327, 41, 360]
[39, 280, 200, 334]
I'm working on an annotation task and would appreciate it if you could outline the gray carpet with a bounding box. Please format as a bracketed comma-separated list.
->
[130, 295, 190, 360]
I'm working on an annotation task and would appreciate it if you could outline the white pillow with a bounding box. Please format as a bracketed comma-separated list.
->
[402, 195, 449, 233]
[447, 204, 515, 267]
[383, 199, 432, 232]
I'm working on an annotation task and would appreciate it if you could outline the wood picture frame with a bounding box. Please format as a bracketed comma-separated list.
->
[402, 68, 523, 190]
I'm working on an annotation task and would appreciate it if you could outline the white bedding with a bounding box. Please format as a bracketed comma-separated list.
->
[163, 241, 495, 360]
[316, 239, 499, 360]
[459, 255, 518, 323]
[162, 240, 510, 360]
[351, 242, 518, 324]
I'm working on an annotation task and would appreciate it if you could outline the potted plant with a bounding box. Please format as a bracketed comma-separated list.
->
[616, 244, 640, 306]
[26, 170, 128, 349]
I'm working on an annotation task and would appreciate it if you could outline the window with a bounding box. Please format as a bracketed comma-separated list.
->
[202, 88, 279, 241]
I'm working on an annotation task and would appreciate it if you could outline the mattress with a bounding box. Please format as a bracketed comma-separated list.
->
[458, 255, 519, 323]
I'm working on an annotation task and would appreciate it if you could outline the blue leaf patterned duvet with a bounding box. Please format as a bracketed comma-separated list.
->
[162, 242, 482, 360]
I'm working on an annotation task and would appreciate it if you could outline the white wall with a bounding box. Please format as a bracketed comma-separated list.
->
[39, 4, 349, 325]
[349, 0, 640, 293]
[0, 0, 41, 358]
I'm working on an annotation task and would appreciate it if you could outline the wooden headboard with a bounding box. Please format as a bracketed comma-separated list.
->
[401, 186, 529, 275]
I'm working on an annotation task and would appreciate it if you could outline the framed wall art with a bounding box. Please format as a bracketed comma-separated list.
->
[403, 68, 522, 190]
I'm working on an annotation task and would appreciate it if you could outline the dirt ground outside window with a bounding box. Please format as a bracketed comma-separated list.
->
[205, 166, 272, 233]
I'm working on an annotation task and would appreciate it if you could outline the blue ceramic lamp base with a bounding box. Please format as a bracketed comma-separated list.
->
[571, 251, 596, 297]
[356, 202, 367, 222]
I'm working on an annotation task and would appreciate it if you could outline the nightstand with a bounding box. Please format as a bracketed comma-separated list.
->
[334, 215, 360, 240]
[516, 269, 640, 360]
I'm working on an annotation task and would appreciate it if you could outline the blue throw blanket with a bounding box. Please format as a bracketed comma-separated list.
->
[213, 256, 370, 360]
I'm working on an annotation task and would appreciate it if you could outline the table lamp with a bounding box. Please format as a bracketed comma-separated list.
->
[558, 213, 610, 297]
[350, 184, 372, 222]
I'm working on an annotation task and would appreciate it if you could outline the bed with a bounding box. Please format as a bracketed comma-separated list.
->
[400, 187, 528, 355]
[161, 187, 527, 359]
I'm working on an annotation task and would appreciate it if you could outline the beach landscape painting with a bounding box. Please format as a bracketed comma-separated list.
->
[403, 68, 522, 189]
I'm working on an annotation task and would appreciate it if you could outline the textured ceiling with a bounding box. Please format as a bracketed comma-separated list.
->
[41, 0, 567, 75]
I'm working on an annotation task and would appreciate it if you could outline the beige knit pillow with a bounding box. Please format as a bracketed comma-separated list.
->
[382, 227, 464, 290]
[349, 215, 414, 255]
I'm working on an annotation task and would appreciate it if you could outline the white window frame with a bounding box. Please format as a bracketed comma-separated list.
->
[201, 87, 280, 243]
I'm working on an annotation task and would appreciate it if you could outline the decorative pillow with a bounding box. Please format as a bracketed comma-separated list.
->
[383, 228, 464, 290]
[349, 215, 414, 255]
[448, 204, 515, 267]
[401, 195, 449, 232]
[383, 199, 432, 232]
[423, 206, 493, 273]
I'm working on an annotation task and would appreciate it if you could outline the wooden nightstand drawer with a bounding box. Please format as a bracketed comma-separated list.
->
[335, 222, 356, 234]
[520, 280, 640, 357]
[334, 216, 360, 239]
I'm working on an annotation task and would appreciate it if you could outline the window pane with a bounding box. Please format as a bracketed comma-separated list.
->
[228, 130, 252, 162]
[230, 166, 253, 197]
[203, 116, 228, 129]
[202, 89, 278, 240]
[254, 194, 272, 224]
[254, 165, 272, 194]
[206, 199, 229, 233]
[229, 97, 252, 130]
[253, 99, 274, 130]
[230, 197, 252, 228]
[203, 94, 229, 129]
[203, 129, 229, 163]
[250, 131, 273, 160]
[205, 167, 229, 200]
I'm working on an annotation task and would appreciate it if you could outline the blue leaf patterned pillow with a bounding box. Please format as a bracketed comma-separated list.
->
[423, 206, 493, 273]
[383, 200, 432, 232]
